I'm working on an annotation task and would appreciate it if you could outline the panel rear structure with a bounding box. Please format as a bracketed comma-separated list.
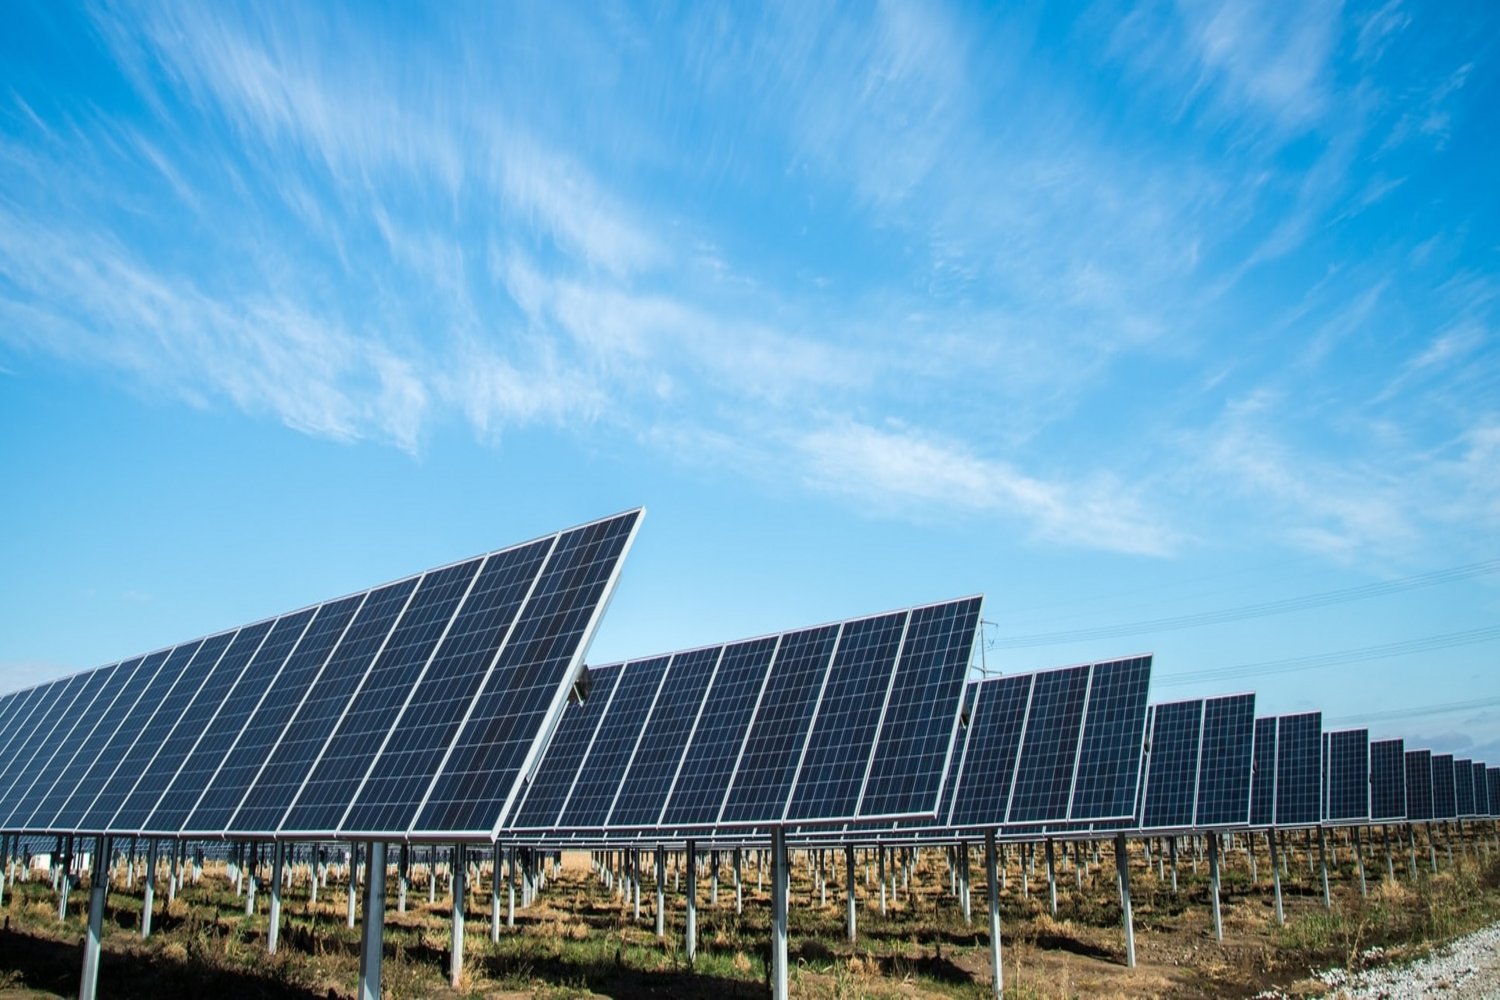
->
[0, 509, 643, 843]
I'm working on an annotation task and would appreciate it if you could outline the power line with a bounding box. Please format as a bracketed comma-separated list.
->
[993, 558, 1500, 649]
[1327, 695, 1500, 727]
[1153, 625, 1500, 687]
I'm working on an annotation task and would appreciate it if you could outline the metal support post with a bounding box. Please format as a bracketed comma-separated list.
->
[450, 844, 466, 989]
[268, 841, 285, 954]
[357, 842, 386, 1000]
[1268, 831, 1284, 925]
[507, 846, 516, 927]
[1114, 833, 1135, 968]
[1354, 826, 1367, 897]
[986, 830, 1002, 1000]
[1208, 832, 1222, 942]
[655, 846, 666, 939]
[771, 827, 789, 1000]
[79, 835, 112, 1000]
[347, 844, 358, 928]
[1317, 827, 1331, 909]
[397, 844, 408, 914]
[1045, 838, 1057, 917]
[685, 842, 697, 963]
[490, 844, 502, 943]
[845, 844, 857, 944]
[141, 839, 157, 938]
[1169, 836, 1179, 893]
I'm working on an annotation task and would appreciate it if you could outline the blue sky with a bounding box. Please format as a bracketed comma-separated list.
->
[2, 2, 1498, 763]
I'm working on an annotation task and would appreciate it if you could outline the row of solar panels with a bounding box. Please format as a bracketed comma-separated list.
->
[0, 511, 642, 841]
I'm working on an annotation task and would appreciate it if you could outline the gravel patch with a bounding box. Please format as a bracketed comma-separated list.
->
[1312, 920, 1500, 999]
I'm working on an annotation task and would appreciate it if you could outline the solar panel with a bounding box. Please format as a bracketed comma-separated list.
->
[1405, 750, 1433, 822]
[1474, 761, 1490, 818]
[560, 656, 671, 828]
[142, 611, 311, 834]
[1369, 738, 1406, 822]
[336, 537, 557, 836]
[1006, 666, 1090, 823]
[720, 627, 840, 824]
[0, 668, 123, 829]
[280, 559, 483, 834]
[509, 666, 622, 829]
[946, 675, 1031, 828]
[1069, 656, 1152, 822]
[1324, 729, 1370, 824]
[1249, 717, 1277, 827]
[1140, 699, 1200, 829]
[1454, 758, 1476, 818]
[659, 638, 778, 827]
[855, 598, 982, 819]
[410, 512, 642, 837]
[1489, 768, 1500, 819]
[1430, 754, 1457, 821]
[605, 647, 721, 828]
[1195, 693, 1255, 827]
[784, 612, 907, 822]
[1274, 712, 1321, 827]
[0, 509, 642, 841]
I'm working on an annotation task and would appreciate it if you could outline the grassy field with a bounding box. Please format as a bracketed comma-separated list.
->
[1, 826, 1498, 998]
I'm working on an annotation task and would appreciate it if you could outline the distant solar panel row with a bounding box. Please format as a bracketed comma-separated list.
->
[0, 510, 643, 841]
[508, 597, 982, 831]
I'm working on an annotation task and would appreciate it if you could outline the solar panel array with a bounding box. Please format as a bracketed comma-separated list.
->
[0, 510, 643, 841]
[508, 597, 983, 832]
[942, 656, 1152, 830]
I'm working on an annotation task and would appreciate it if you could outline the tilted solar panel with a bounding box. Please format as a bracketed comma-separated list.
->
[1474, 761, 1490, 818]
[1489, 768, 1500, 819]
[509, 665, 622, 829]
[1430, 754, 1458, 821]
[1454, 758, 1476, 818]
[1250, 716, 1277, 827]
[562, 656, 672, 829]
[1068, 656, 1152, 822]
[1369, 738, 1406, 822]
[1274, 712, 1321, 827]
[946, 674, 1031, 829]
[1324, 728, 1370, 824]
[0, 509, 643, 842]
[1006, 665, 1090, 823]
[1405, 750, 1434, 822]
[1196, 693, 1255, 827]
[606, 648, 720, 828]
[1140, 699, 1200, 829]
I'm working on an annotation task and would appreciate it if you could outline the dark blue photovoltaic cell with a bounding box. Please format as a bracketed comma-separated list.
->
[0, 675, 97, 826]
[1007, 665, 1089, 823]
[108, 627, 250, 831]
[720, 627, 839, 824]
[69, 640, 211, 832]
[560, 657, 671, 829]
[1324, 729, 1370, 823]
[184, 596, 364, 833]
[1404, 750, 1433, 822]
[607, 647, 720, 828]
[1197, 693, 1255, 827]
[83, 637, 235, 831]
[1250, 716, 1276, 827]
[857, 598, 981, 819]
[1275, 712, 1321, 827]
[659, 638, 777, 828]
[0, 687, 46, 766]
[0, 668, 121, 827]
[231, 579, 417, 834]
[338, 538, 554, 835]
[786, 613, 907, 822]
[280, 559, 482, 834]
[413, 512, 639, 835]
[1430, 754, 1457, 820]
[1474, 762, 1490, 818]
[1069, 656, 1152, 822]
[154, 609, 316, 833]
[947, 674, 1031, 828]
[1141, 700, 1201, 829]
[510, 666, 621, 829]
[1369, 739, 1406, 822]
[1454, 758, 1476, 817]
